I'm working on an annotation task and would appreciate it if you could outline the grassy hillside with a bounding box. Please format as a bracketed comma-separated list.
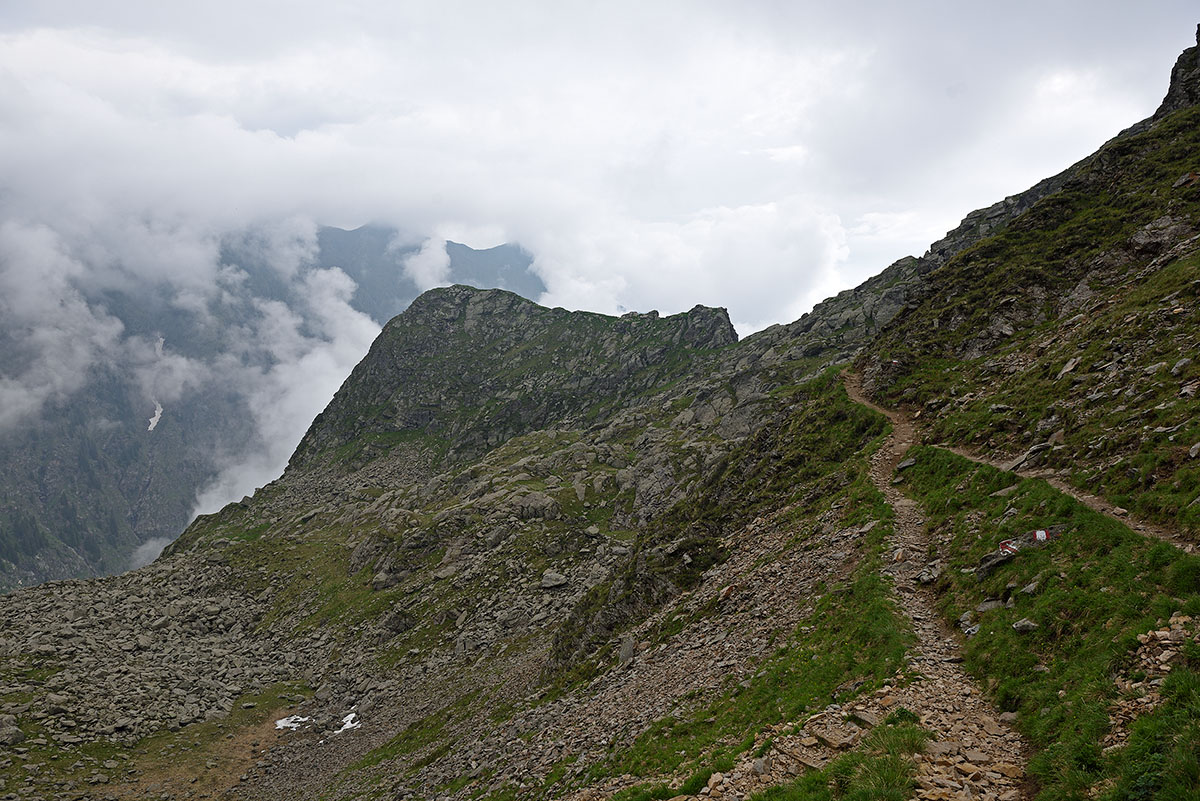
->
[898, 447, 1200, 800]
[868, 102, 1200, 535]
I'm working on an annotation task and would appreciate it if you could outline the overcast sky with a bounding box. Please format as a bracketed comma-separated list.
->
[1, 2, 1195, 332]
[0, 3, 1197, 520]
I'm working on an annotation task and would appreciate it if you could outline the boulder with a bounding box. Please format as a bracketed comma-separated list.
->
[618, 635, 637, 665]
[514, 492, 561, 520]
[540, 570, 568, 589]
[371, 572, 399, 591]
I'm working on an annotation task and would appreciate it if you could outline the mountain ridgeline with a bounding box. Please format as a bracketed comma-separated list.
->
[0, 231, 546, 592]
[291, 288, 738, 471]
[3, 25, 1200, 801]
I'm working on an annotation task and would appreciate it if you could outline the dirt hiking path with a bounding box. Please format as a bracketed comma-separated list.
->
[937, 444, 1193, 551]
[572, 375, 1035, 801]
[844, 372, 1031, 801]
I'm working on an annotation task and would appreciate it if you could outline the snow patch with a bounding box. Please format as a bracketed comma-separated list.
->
[334, 712, 361, 734]
[274, 714, 312, 731]
[147, 400, 163, 431]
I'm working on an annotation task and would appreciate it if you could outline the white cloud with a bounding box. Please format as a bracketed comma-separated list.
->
[395, 221, 512, 290]
[0, 1, 1195, 517]
[399, 237, 451, 291]
[528, 198, 850, 333]
[1, 4, 1189, 335]
[128, 536, 172, 569]
[191, 266, 380, 514]
[761, 145, 810, 165]
[0, 221, 126, 427]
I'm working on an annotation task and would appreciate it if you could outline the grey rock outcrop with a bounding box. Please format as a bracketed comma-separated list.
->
[1154, 25, 1200, 118]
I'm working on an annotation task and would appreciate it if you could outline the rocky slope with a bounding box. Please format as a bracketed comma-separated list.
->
[3, 24, 1200, 801]
[0, 232, 546, 593]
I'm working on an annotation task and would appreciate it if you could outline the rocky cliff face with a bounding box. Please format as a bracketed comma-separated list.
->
[1155, 24, 1200, 118]
[289, 286, 737, 473]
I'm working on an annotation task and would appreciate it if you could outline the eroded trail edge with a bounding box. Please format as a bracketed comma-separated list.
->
[844, 372, 1031, 801]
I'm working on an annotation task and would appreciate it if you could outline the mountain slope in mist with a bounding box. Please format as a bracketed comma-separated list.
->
[2, 24, 1200, 801]
[0, 225, 545, 591]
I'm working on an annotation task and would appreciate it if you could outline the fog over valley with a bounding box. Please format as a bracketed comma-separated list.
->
[0, 1, 1194, 580]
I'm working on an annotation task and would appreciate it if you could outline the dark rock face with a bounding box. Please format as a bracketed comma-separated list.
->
[288, 286, 738, 472]
[1155, 25, 1200, 118]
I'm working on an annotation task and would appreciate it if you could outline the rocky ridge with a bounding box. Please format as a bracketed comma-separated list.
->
[1155, 24, 1200, 118]
[4, 24, 1200, 801]
[289, 286, 737, 471]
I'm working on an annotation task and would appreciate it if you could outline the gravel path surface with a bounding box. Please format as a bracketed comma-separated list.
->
[845, 372, 1032, 801]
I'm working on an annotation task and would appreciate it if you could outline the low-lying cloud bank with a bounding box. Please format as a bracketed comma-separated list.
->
[0, 214, 383, 517]
[0, 2, 1193, 522]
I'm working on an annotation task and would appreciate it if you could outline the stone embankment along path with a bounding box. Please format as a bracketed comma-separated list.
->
[843, 371, 1031, 801]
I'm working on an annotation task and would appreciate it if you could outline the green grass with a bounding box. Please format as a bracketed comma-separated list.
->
[901, 445, 1200, 799]
[582, 386, 913, 793]
[330, 429, 450, 466]
[608, 753, 740, 801]
[232, 536, 376, 632]
[749, 723, 930, 801]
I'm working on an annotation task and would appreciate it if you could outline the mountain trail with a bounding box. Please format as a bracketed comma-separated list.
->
[937, 444, 1194, 551]
[841, 373, 1193, 551]
[843, 371, 1032, 801]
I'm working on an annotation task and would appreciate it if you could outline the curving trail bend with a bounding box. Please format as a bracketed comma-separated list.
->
[938, 444, 1193, 551]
